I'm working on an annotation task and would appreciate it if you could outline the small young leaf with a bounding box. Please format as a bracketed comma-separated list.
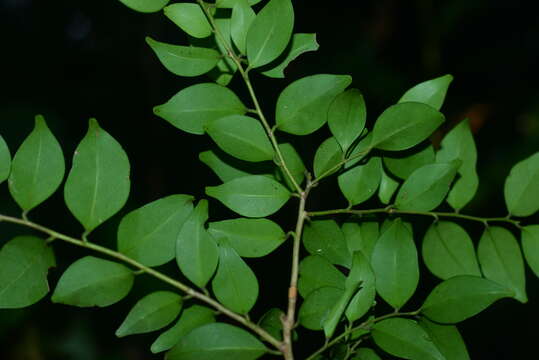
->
[395, 161, 459, 212]
[205, 115, 274, 162]
[338, 156, 382, 206]
[164, 3, 212, 39]
[422, 221, 481, 280]
[352, 348, 382, 360]
[342, 221, 379, 260]
[0, 236, 55, 309]
[303, 220, 351, 268]
[504, 152, 539, 217]
[208, 218, 285, 257]
[258, 308, 284, 341]
[421, 275, 513, 323]
[328, 89, 367, 153]
[372, 318, 444, 360]
[261, 33, 319, 78]
[206, 175, 290, 217]
[276, 143, 305, 190]
[298, 286, 344, 331]
[371, 219, 418, 309]
[118, 0, 169, 13]
[313, 137, 343, 178]
[378, 166, 399, 205]
[212, 244, 259, 314]
[398, 74, 453, 110]
[152, 305, 215, 353]
[478, 226, 527, 303]
[9, 115, 65, 211]
[345, 252, 376, 322]
[154, 83, 246, 135]
[118, 195, 194, 267]
[0, 134, 11, 184]
[298, 255, 346, 298]
[276, 74, 352, 135]
[176, 200, 218, 288]
[383, 144, 435, 180]
[246, 0, 294, 68]
[52, 256, 134, 307]
[146, 37, 220, 77]
[419, 317, 471, 360]
[116, 291, 183, 337]
[371, 102, 445, 151]
[216, 0, 262, 7]
[64, 119, 130, 232]
[166, 323, 267, 360]
[522, 225, 539, 278]
[231, 0, 256, 54]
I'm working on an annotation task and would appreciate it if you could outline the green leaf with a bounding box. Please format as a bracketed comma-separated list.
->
[419, 317, 471, 360]
[205, 115, 274, 162]
[383, 144, 435, 180]
[0, 236, 55, 308]
[208, 218, 285, 257]
[118, 195, 194, 267]
[276, 74, 352, 135]
[216, 0, 262, 7]
[166, 323, 267, 360]
[352, 348, 382, 360]
[258, 308, 284, 341]
[345, 252, 376, 322]
[372, 318, 444, 360]
[298, 255, 345, 298]
[345, 131, 372, 169]
[371, 102, 445, 151]
[146, 37, 220, 77]
[421, 275, 513, 323]
[371, 219, 418, 309]
[478, 226, 527, 303]
[298, 286, 344, 331]
[231, 0, 256, 54]
[64, 119, 130, 232]
[164, 3, 212, 39]
[199, 150, 252, 182]
[118, 0, 169, 13]
[154, 83, 246, 135]
[422, 221, 481, 280]
[313, 137, 343, 178]
[342, 221, 379, 260]
[152, 305, 215, 353]
[338, 156, 382, 206]
[246, 0, 294, 68]
[52, 256, 134, 307]
[504, 151, 539, 217]
[303, 220, 351, 268]
[395, 161, 459, 212]
[328, 89, 367, 153]
[212, 244, 258, 314]
[378, 166, 399, 205]
[275, 143, 305, 190]
[116, 291, 183, 337]
[0, 134, 11, 184]
[398, 74, 453, 110]
[8, 115, 65, 211]
[206, 175, 290, 217]
[176, 200, 218, 288]
[261, 33, 319, 78]
[522, 225, 539, 278]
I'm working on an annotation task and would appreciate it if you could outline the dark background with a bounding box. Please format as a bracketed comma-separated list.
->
[1, 0, 539, 359]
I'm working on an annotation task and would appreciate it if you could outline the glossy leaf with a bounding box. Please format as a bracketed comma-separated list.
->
[9, 115, 64, 211]
[372, 318, 444, 360]
[261, 33, 319, 78]
[208, 218, 285, 257]
[328, 89, 367, 153]
[313, 137, 343, 178]
[419, 317, 471, 360]
[64, 119, 130, 232]
[422, 221, 481, 280]
[371, 102, 445, 151]
[342, 221, 379, 260]
[154, 83, 246, 135]
[421, 275, 513, 323]
[206, 175, 290, 217]
[164, 3, 212, 39]
[205, 115, 274, 162]
[216, 0, 262, 7]
[118, 0, 169, 13]
[166, 323, 266, 360]
[0, 134, 11, 184]
[176, 200, 218, 288]
[371, 219, 418, 309]
[378, 166, 399, 205]
[398, 74, 453, 110]
[298, 286, 344, 331]
[352, 348, 382, 360]
[152, 305, 215, 353]
[146, 37, 220, 77]
[52, 256, 134, 307]
[246, 0, 294, 68]
[298, 255, 346, 298]
[258, 308, 284, 340]
[504, 151, 539, 217]
[478, 226, 527, 303]
[116, 291, 183, 337]
[303, 220, 351, 268]
[383, 144, 435, 180]
[231, 0, 256, 54]
[276, 74, 352, 135]
[118, 195, 194, 267]
[0, 236, 55, 308]
[522, 225, 539, 278]
[345, 252, 376, 322]
[395, 161, 459, 211]
[338, 156, 382, 206]
[276, 143, 305, 190]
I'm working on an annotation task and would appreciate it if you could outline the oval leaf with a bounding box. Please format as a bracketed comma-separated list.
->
[258, 308, 284, 341]
[328, 89, 367, 152]
[522, 225, 539, 278]
[164, 3, 212, 39]
[313, 137, 343, 178]
[0, 134, 11, 184]
[298, 255, 346, 298]
[504, 151, 539, 217]
[303, 220, 351, 268]
[338, 156, 382, 206]
[231, 0, 256, 54]
[275, 143, 305, 190]
[378, 166, 400, 205]
[118, 0, 169, 13]
[261, 33, 319, 78]
[342, 221, 379, 260]
[419, 317, 471, 360]
[398, 74, 453, 110]
[383, 144, 435, 180]
[345, 252, 376, 322]
[298, 286, 344, 331]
